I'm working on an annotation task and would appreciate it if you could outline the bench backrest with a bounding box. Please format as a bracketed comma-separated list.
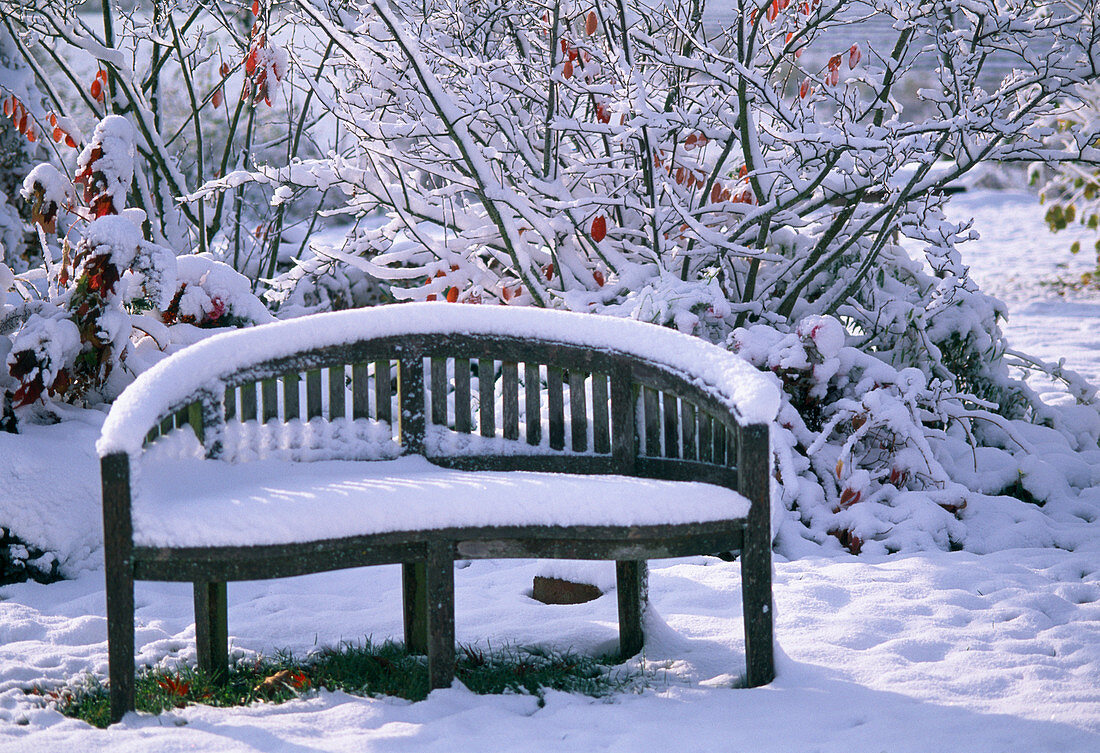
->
[99, 305, 779, 504]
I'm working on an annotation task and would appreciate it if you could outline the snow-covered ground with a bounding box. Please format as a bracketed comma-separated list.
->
[2, 189, 1099, 751]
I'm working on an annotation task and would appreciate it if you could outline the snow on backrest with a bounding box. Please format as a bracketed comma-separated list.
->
[97, 304, 780, 458]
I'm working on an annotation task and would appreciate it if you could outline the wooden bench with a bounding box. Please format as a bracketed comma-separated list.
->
[98, 304, 779, 722]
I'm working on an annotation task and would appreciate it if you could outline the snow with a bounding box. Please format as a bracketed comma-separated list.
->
[1, 189, 1100, 749]
[98, 303, 783, 457]
[134, 453, 751, 548]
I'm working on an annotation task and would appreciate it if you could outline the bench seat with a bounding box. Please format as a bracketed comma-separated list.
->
[135, 455, 752, 549]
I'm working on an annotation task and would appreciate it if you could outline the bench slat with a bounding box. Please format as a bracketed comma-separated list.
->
[283, 373, 300, 420]
[375, 360, 392, 424]
[262, 379, 279, 423]
[431, 358, 447, 426]
[329, 365, 346, 420]
[712, 419, 727, 465]
[224, 386, 236, 422]
[699, 411, 712, 463]
[570, 370, 587, 452]
[681, 401, 697, 461]
[548, 366, 564, 451]
[502, 361, 519, 441]
[399, 357, 425, 455]
[352, 364, 370, 419]
[592, 372, 610, 454]
[610, 371, 634, 473]
[454, 358, 471, 433]
[525, 362, 540, 446]
[479, 358, 494, 438]
[240, 382, 258, 423]
[663, 392, 679, 459]
[307, 370, 322, 420]
[643, 387, 660, 457]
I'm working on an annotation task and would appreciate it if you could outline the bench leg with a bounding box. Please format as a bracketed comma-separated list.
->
[194, 581, 229, 683]
[105, 557, 135, 723]
[425, 543, 455, 690]
[616, 560, 648, 659]
[741, 540, 774, 687]
[402, 562, 428, 655]
[738, 422, 775, 687]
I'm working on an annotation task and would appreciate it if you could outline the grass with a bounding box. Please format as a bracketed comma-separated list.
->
[48, 640, 643, 728]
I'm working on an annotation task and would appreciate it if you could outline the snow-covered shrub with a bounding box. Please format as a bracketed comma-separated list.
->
[162, 255, 275, 328]
[0, 25, 47, 271]
[3, 114, 270, 412]
[0, 0, 329, 287]
[201, 0, 1097, 552]
[1034, 79, 1100, 279]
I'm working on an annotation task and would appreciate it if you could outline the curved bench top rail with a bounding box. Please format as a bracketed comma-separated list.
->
[98, 305, 780, 458]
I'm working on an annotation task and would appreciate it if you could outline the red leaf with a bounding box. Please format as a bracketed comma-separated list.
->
[828, 54, 842, 71]
[543, 263, 555, 281]
[446, 286, 458, 303]
[562, 59, 573, 79]
[711, 182, 722, 203]
[212, 88, 224, 108]
[252, 0, 260, 15]
[586, 11, 598, 35]
[799, 77, 810, 99]
[766, 1, 778, 22]
[590, 215, 607, 242]
[90, 78, 102, 101]
[848, 43, 861, 69]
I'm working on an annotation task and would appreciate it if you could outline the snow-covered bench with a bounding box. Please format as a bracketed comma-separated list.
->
[98, 304, 779, 722]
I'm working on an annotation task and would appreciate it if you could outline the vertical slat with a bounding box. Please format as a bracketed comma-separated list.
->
[547, 366, 565, 451]
[402, 562, 427, 654]
[525, 362, 541, 446]
[699, 412, 713, 463]
[643, 387, 660, 457]
[283, 373, 301, 420]
[329, 365, 346, 420]
[426, 541, 456, 690]
[738, 423, 775, 687]
[592, 372, 610, 454]
[502, 362, 519, 441]
[187, 402, 205, 445]
[262, 378, 278, 423]
[610, 368, 635, 473]
[713, 420, 727, 465]
[306, 370, 322, 420]
[201, 392, 225, 459]
[663, 392, 679, 459]
[454, 358, 471, 433]
[224, 386, 237, 422]
[102, 453, 134, 723]
[375, 360, 392, 424]
[570, 371, 587, 452]
[681, 401, 697, 461]
[479, 358, 495, 438]
[194, 581, 228, 683]
[399, 357, 425, 454]
[616, 560, 647, 659]
[240, 382, 257, 422]
[431, 358, 448, 426]
[160, 416, 173, 435]
[352, 364, 369, 419]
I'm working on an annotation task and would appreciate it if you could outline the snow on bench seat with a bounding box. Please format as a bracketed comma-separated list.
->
[134, 455, 752, 548]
